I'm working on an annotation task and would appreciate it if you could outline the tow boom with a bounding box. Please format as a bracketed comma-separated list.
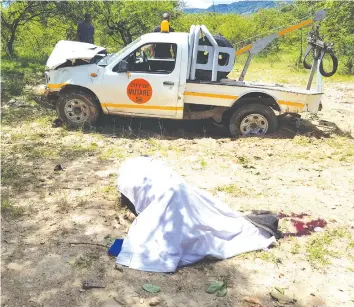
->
[235, 9, 335, 85]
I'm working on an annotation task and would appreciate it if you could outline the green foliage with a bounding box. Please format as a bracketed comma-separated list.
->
[1, 58, 44, 99]
[97, 1, 179, 46]
[1, 1, 57, 57]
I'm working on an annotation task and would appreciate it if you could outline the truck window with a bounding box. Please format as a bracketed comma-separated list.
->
[123, 43, 177, 74]
[98, 37, 142, 67]
[197, 51, 230, 66]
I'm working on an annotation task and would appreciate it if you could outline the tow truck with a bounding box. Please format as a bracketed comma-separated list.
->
[44, 10, 337, 136]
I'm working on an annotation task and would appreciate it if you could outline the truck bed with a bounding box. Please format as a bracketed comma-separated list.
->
[184, 79, 323, 113]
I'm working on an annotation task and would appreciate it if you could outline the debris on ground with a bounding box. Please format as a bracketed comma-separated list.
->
[207, 281, 227, 297]
[114, 264, 123, 272]
[54, 164, 65, 171]
[123, 212, 135, 222]
[142, 284, 161, 293]
[82, 280, 106, 290]
[52, 118, 63, 127]
[270, 287, 295, 304]
[242, 296, 263, 306]
[148, 296, 162, 306]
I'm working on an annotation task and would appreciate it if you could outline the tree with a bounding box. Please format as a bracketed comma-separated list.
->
[1, 1, 56, 57]
[322, 1, 354, 74]
[98, 1, 179, 46]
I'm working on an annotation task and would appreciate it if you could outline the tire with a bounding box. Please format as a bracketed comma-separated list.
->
[303, 49, 313, 70]
[319, 51, 338, 77]
[56, 90, 100, 128]
[303, 48, 338, 77]
[228, 103, 278, 137]
[196, 35, 233, 81]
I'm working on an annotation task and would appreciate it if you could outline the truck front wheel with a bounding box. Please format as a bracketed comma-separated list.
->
[56, 90, 100, 128]
[228, 103, 278, 137]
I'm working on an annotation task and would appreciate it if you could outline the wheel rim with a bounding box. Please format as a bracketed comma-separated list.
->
[240, 114, 268, 136]
[64, 99, 90, 123]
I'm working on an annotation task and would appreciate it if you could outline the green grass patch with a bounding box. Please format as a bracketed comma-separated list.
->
[236, 155, 250, 165]
[333, 149, 354, 162]
[200, 159, 207, 168]
[147, 138, 163, 149]
[99, 147, 126, 160]
[68, 143, 99, 155]
[291, 241, 301, 255]
[101, 185, 116, 194]
[1, 197, 25, 219]
[143, 138, 169, 156]
[248, 250, 282, 264]
[100, 185, 117, 200]
[292, 136, 313, 146]
[306, 228, 353, 266]
[323, 138, 354, 162]
[10, 132, 45, 142]
[1, 107, 55, 127]
[6, 141, 99, 161]
[214, 184, 247, 197]
[1, 161, 38, 189]
[99, 174, 118, 199]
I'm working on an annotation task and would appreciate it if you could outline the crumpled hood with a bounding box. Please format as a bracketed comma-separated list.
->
[46, 40, 106, 70]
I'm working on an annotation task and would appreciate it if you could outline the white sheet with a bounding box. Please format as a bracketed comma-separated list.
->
[116, 157, 275, 272]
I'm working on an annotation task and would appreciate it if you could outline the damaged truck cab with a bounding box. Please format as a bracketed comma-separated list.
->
[45, 16, 331, 136]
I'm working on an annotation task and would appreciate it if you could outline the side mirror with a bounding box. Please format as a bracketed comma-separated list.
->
[116, 60, 128, 73]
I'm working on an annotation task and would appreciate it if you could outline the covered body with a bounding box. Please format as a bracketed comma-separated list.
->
[116, 157, 275, 272]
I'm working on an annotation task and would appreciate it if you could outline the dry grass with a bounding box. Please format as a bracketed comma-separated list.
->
[1, 80, 354, 307]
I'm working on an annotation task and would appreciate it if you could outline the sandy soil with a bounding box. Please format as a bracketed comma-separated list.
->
[1, 81, 354, 307]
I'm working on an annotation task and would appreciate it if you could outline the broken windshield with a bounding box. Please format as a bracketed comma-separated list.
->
[98, 37, 142, 67]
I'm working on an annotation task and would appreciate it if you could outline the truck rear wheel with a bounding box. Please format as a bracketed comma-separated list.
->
[228, 103, 278, 137]
[56, 90, 100, 128]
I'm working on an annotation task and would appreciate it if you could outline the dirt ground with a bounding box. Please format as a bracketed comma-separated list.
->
[1, 80, 354, 307]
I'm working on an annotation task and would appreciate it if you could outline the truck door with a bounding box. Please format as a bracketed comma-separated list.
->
[102, 42, 182, 118]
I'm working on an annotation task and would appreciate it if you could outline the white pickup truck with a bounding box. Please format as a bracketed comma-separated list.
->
[45, 17, 331, 136]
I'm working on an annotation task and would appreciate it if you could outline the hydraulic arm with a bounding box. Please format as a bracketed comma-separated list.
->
[235, 9, 337, 86]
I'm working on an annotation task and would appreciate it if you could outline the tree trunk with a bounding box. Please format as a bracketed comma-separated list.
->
[118, 28, 132, 46]
[7, 32, 16, 57]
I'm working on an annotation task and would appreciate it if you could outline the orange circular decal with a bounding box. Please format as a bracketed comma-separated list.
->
[127, 79, 153, 104]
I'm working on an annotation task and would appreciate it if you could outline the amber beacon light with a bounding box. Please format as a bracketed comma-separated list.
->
[161, 20, 169, 33]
